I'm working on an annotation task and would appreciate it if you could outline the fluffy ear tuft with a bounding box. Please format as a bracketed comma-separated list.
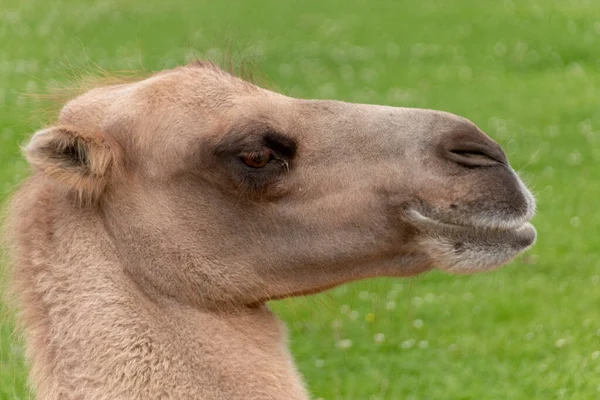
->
[24, 125, 122, 204]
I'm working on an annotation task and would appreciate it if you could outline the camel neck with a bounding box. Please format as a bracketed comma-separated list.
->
[9, 184, 309, 399]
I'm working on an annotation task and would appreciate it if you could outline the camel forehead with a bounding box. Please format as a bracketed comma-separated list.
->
[58, 63, 263, 127]
[136, 64, 262, 103]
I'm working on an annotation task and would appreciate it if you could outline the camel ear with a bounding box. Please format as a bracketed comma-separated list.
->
[24, 125, 121, 203]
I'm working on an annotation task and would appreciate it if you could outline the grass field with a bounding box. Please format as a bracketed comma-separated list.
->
[1, 0, 600, 399]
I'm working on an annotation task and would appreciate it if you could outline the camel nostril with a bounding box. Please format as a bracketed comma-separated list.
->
[448, 149, 498, 167]
[446, 143, 508, 168]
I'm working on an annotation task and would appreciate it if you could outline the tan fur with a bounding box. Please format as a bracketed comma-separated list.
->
[5, 62, 536, 399]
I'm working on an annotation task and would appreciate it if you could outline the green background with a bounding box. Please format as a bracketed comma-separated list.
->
[1, 0, 599, 399]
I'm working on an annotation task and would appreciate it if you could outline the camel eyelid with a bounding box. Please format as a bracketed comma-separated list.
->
[262, 131, 297, 159]
[238, 148, 289, 172]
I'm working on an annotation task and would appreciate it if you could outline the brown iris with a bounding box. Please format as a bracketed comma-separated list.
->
[241, 148, 273, 168]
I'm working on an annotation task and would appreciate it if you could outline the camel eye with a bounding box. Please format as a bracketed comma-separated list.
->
[241, 148, 273, 168]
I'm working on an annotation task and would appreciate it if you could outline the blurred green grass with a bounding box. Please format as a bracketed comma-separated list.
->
[1, 0, 600, 399]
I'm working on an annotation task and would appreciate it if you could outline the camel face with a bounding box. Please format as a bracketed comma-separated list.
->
[25, 62, 536, 304]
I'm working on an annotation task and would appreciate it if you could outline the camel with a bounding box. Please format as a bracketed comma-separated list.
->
[4, 61, 536, 399]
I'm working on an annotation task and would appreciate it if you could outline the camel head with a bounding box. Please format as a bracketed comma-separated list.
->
[24, 62, 536, 306]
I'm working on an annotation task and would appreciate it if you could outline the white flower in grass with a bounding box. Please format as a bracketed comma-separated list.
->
[374, 333, 385, 344]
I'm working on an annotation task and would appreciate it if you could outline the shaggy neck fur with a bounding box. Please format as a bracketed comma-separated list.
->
[8, 179, 309, 400]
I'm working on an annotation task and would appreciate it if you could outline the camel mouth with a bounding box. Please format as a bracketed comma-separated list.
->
[406, 208, 535, 235]
[405, 209, 537, 274]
